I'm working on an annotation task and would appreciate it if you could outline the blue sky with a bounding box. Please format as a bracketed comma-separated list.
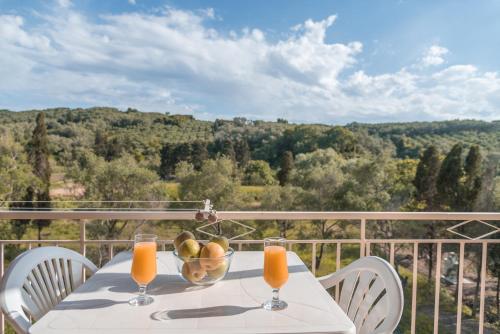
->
[1, 0, 499, 123]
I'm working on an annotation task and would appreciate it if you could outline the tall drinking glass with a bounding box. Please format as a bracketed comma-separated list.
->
[129, 234, 157, 306]
[263, 237, 288, 311]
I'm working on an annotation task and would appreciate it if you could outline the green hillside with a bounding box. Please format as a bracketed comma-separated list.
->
[1, 108, 499, 168]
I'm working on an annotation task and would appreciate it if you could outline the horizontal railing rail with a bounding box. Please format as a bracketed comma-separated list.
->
[0, 211, 498, 334]
[1, 210, 499, 220]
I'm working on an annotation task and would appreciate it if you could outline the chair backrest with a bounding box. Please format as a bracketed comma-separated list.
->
[0, 247, 97, 334]
[318, 256, 403, 334]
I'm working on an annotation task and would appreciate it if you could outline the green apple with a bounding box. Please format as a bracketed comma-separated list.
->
[210, 235, 229, 252]
[174, 231, 195, 250]
[182, 261, 206, 282]
[178, 239, 201, 260]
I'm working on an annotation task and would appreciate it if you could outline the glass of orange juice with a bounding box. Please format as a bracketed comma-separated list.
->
[262, 237, 288, 311]
[129, 234, 157, 306]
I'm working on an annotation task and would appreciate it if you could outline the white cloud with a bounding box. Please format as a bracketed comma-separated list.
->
[56, 0, 72, 9]
[128, 0, 136, 4]
[421, 45, 449, 66]
[0, 7, 499, 123]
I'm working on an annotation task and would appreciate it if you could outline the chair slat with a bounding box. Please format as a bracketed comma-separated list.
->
[60, 258, 73, 294]
[353, 278, 385, 329]
[32, 266, 53, 310]
[46, 258, 63, 301]
[339, 271, 360, 312]
[39, 261, 58, 307]
[26, 272, 51, 317]
[21, 281, 44, 319]
[359, 293, 388, 334]
[52, 258, 68, 299]
[347, 271, 375, 320]
[70, 261, 84, 288]
[20, 289, 40, 320]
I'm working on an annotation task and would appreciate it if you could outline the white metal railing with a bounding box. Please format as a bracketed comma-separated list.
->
[0, 210, 499, 334]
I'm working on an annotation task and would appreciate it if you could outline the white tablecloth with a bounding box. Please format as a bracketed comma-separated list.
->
[30, 251, 355, 334]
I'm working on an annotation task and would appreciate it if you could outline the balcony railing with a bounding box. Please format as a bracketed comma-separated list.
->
[0, 210, 499, 334]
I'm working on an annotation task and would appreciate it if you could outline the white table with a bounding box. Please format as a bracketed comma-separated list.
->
[30, 251, 355, 334]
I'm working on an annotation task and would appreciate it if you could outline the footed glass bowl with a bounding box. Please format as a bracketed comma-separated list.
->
[173, 248, 234, 286]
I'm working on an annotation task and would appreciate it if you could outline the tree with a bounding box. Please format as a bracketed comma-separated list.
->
[68, 153, 167, 245]
[219, 139, 236, 161]
[9, 186, 34, 240]
[436, 144, 465, 303]
[27, 113, 52, 240]
[413, 146, 441, 210]
[277, 151, 294, 186]
[462, 145, 485, 317]
[463, 145, 482, 211]
[260, 186, 305, 237]
[412, 146, 442, 281]
[191, 142, 209, 171]
[244, 160, 277, 186]
[0, 130, 38, 206]
[234, 139, 251, 168]
[175, 143, 192, 165]
[159, 143, 191, 179]
[320, 126, 359, 156]
[159, 143, 176, 179]
[177, 158, 241, 210]
[291, 149, 347, 269]
[436, 143, 463, 210]
[94, 130, 109, 158]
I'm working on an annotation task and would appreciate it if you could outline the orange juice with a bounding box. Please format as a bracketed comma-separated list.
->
[131, 241, 157, 285]
[263, 245, 289, 288]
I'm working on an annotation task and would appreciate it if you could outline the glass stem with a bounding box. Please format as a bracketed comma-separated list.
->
[272, 288, 280, 305]
[138, 284, 147, 300]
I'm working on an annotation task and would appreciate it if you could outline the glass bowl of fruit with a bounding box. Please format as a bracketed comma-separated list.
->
[173, 232, 234, 286]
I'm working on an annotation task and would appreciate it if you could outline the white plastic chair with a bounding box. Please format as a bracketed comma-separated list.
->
[318, 256, 404, 334]
[0, 247, 97, 334]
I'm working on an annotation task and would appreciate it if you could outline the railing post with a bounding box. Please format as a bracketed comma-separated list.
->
[411, 242, 418, 334]
[478, 242, 487, 334]
[335, 242, 341, 302]
[79, 220, 86, 257]
[456, 242, 465, 334]
[1, 243, 4, 334]
[311, 243, 317, 276]
[360, 218, 366, 257]
[433, 242, 442, 334]
[389, 242, 395, 266]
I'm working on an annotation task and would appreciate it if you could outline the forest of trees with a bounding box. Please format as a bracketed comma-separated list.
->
[0, 107, 500, 331]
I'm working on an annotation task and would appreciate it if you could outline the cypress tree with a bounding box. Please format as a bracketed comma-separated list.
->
[159, 143, 176, 179]
[94, 130, 108, 158]
[235, 139, 250, 168]
[463, 146, 483, 317]
[277, 151, 294, 186]
[220, 139, 236, 161]
[436, 143, 463, 210]
[28, 112, 52, 240]
[191, 141, 209, 171]
[413, 146, 442, 281]
[175, 143, 192, 164]
[413, 146, 441, 210]
[463, 145, 482, 211]
[105, 137, 123, 160]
